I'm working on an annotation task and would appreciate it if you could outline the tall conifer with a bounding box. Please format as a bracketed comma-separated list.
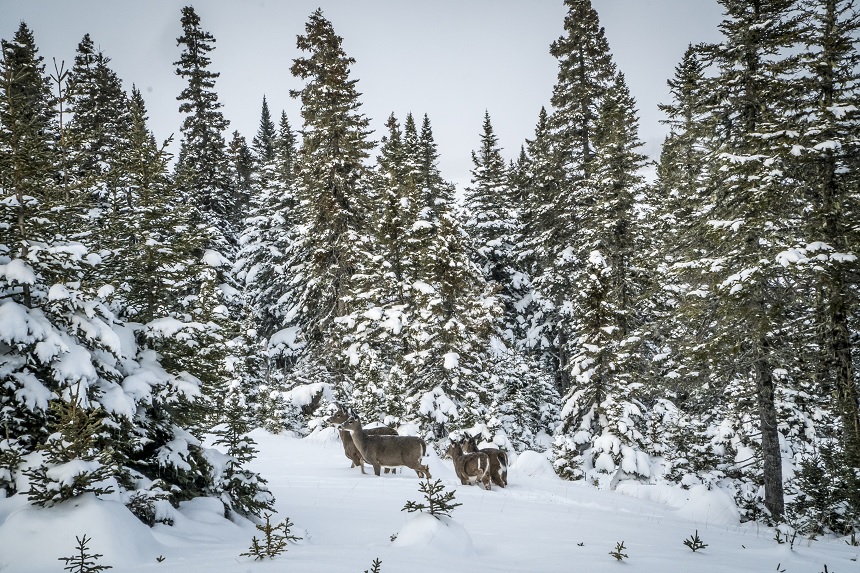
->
[679, 0, 803, 520]
[283, 9, 374, 387]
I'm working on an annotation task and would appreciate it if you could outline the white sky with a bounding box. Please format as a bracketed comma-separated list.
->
[0, 0, 725, 189]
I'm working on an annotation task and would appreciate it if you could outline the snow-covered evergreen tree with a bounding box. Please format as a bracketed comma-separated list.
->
[552, 72, 652, 484]
[673, 0, 805, 521]
[780, 0, 860, 525]
[227, 130, 254, 221]
[0, 24, 230, 510]
[279, 9, 374, 395]
[531, 0, 618, 395]
[174, 5, 235, 250]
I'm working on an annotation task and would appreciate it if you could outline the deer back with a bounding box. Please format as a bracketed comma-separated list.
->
[462, 435, 507, 487]
[341, 418, 428, 474]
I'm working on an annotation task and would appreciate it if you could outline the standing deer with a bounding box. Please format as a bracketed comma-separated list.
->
[446, 439, 491, 490]
[462, 434, 508, 488]
[326, 408, 398, 472]
[339, 418, 431, 478]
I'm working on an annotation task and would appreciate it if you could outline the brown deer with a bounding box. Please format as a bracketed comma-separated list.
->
[462, 434, 508, 488]
[446, 439, 491, 490]
[326, 408, 398, 472]
[339, 418, 431, 478]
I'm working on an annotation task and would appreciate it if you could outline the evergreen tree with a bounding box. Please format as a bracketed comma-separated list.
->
[515, 107, 565, 371]
[650, 44, 712, 402]
[174, 5, 234, 247]
[552, 72, 651, 483]
[464, 111, 523, 340]
[172, 6, 242, 435]
[787, 0, 860, 516]
[282, 9, 374, 388]
[274, 111, 298, 190]
[250, 96, 277, 190]
[0, 22, 58, 310]
[464, 111, 517, 285]
[798, 0, 860, 468]
[342, 112, 417, 387]
[236, 119, 300, 342]
[211, 378, 274, 518]
[676, 0, 804, 520]
[374, 113, 416, 308]
[252, 95, 277, 167]
[228, 130, 254, 220]
[64, 34, 131, 243]
[532, 0, 618, 394]
[115, 88, 196, 322]
[548, 0, 615, 178]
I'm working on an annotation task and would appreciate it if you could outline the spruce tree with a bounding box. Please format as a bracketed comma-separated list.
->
[0, 26, 212, 507]
[235, 120, 300, 342]
[249, 96, 277, 194]
[678, 0, 804, 520]
[274, 111, 298, 190]
[464, 111, 522, 336]
[515, 107, 565, 374]
[228, 130, 254, 220]
[172, 5, 243, 436]
[0, 23, 58, 309]
[464, 111, 517, 285]
[650, 44, 712, 402]
[174, 5, 234, 247]
[342, 112, 417, 385]
[788, 0, 860, 515]
[282, 9, 374, 388]
[252, 96, 277, 168]
[532, 0, 618, 394]
[64, 35, 131, 238]
[552, 72, 651, 483]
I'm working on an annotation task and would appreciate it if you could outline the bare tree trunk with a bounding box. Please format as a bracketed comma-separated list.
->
[756, 348, 784, 521]
[830, 282, 860, 470]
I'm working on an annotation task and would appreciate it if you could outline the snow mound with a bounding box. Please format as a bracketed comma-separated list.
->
[510, 450, 558, 479]
[153, 497, 249, 546]
[675, 484, 740, 525]
[614, 483, 740, 526]
[304, 426, 342, 445]
[0, 493, 163, 572]
[392, 514, 474, 556]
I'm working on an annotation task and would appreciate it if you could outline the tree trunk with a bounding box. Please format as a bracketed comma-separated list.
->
[755, 349, 784, 521]
[830, 281, 860, 470]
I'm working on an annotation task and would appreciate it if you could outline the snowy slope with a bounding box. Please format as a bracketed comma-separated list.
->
[1, 428, 857, 572]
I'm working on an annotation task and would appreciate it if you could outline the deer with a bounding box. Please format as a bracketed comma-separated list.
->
[326, 408, 398, 472]
[339, 418, 431, 478]
[446, 439, 491, 490]
[462, 434, 508, 488]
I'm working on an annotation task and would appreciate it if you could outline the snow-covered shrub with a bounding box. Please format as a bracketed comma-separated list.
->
[786, 441, 859, 536]
[0, 438, 26, 495]
[24, 395, 115, 507]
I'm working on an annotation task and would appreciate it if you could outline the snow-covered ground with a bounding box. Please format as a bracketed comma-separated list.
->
[1, 428, 857, 572]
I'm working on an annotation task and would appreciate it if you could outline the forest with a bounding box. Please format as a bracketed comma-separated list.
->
[0, 0, 858, 540]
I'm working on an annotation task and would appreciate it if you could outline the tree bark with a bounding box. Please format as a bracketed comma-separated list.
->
[756, 348, 784, 521]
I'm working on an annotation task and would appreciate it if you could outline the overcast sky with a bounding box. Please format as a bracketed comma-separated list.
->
[0, 0, 725, 189]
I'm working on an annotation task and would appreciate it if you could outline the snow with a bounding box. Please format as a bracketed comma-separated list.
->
[392, 513, 475, 556]
[267, 326, 302, 354]
[0, 258, 36, 285]
[53, 343, 97, 384]
[202, 249, 231, 268]
[412, 280, 436, 294]
[1, 430, 858, 573]
[47, 283, 71, 301]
